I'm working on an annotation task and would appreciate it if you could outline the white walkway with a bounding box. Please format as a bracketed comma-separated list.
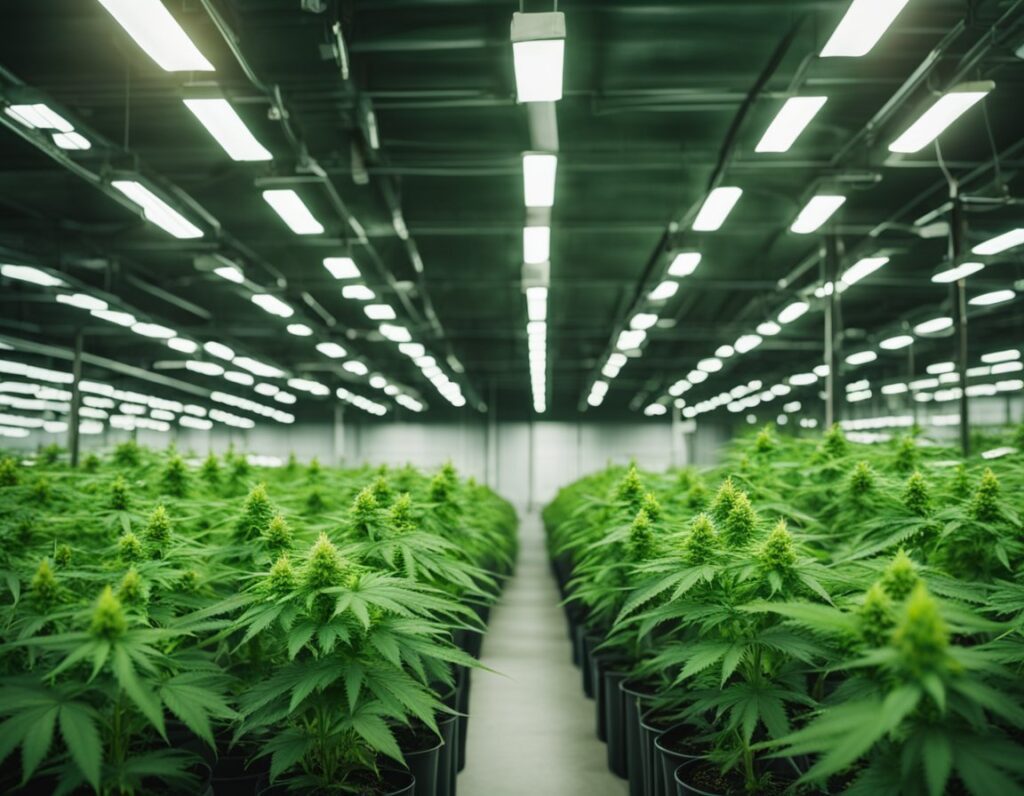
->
[459, 511, 628, 796]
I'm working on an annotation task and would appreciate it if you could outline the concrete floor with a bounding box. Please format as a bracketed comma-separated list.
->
[459, 511, 629, 796]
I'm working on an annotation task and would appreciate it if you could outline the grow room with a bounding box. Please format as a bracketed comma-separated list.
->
[1, 0, 1024, 794]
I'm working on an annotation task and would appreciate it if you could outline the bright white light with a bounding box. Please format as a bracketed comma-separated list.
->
[91, 309, 136, 327]
[644, 404, 668, 417]
[913, 317, 953, 335]
[970, 289, 1015, 307]
[972, 229, 1024, 256]
[112, 180, 203, 239]
[523, 153, 557, 207]
[523, 226, 550, 264]
[511, 12, 565, 103]
[1, 264, 65, 287]
[882, 383, 908, 395]
[316, 342, 347, 359]
[932, 261, 984, 283]
[213, 264, 244, 283]
[223, 371, 254, 386]
[168, 337, 197, 353]
[791, 195, 846, 234]
[186, 360, 224, 377]
[981, 349, 1019, 364]
[251, 293, 294, 318]
[698, 357, 723, 373]
[845, 350, 878, 366]
[202, 341, 234, 360]
[96, 0, 214, 71]
[840, 256, 888, 287]
[688, 370, 708, 384]
[992, 361, 1024, 375]
[379, 324, 412, 343]
[715, 345, 735, 358]
[734, 334, 762, 354]
[131, 322, 176, 338]
[323, 257, 360, 280]
[879, 334, 914, 351]
[262, 190, 324, 235]
[364, 304, 396, 321]
[616, 330, 646, 350]
[183, 99, 271, 161]
[757, 321, 781, 336]
[52, 132, 91, 150]
[57, 293, 107, 312]
[777, 301, 809, 324]
[668, 252, 702, 277]
[756, 97, 828, 153]
[790, 373, 818, 386]
[821, 0, 911, 57]
[630, 313, 658, 330]
[401, 343, 426, 358]
[286, 323, 312, 337]
[648, 280, 678, 301]
[5, 104, 74, 131]
[343, 361, 369, 376]
[889, 83, 993, 154]
[692, 187, 742, 232]
[342, 285, 375, 301]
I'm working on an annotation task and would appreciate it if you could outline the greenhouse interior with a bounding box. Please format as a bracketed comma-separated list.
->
[2, 1, 1024, 794]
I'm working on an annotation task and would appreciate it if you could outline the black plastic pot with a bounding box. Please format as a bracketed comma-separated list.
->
[397, 725, 444, 796]
[654, 724, 704, 796]
[571, 620, 586, 668]
[590, 650, 618, 740]
[455, 665, 471, 772]
[621, 679, 659, 796]
[603, 668, 631, 778]
[211, 748, 268, 793]
[581, 632, 603, 699]
[639, 709, 681, 796]
[436, 712, 459, 796]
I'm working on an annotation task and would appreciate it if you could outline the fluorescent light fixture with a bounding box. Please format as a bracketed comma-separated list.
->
[323, 256, 360, 279]
[286, 323, 312, 337]
[343, 361, 369, 376]
[889, 82, 994, 154]
[203, 341, 235, 360]
[400, 343, 426, 358]
[692, 187, 742, 232]
[167, 337, 197, 353]
[757, 321, 781, 336]
[688, 370, 708, 384]
[365, 304, 396, 321]
[254, 382, 279, 396]
[91, 309, 136, 327]
[251, 293, 294, 318]
[648, 280, 678, 301]
[4, 104, 74, 131]
[734, 334, 763, 354]
[644, 404, 668, 417]
[882, 383, 909, 395]
[698, 357, 723, 373]
[342, 284, 375, 301]
[821, 0, 910, 57]
[668, 252, 701, 277]
[52, 132, 91, 150]
[931, 261, 984, 283]
[992, 361, 1024, 375]
[791, 194, 846, 234]
[756, 97, 828, 153]
[616, 330, 646, 350]
[879, 334, 914, 350]
[630, 313, 658, 330]
[523, 153, 557, 207]
[261, 189, 324, 235]
[970, 289, 1015, 306]
[1, 264, 65, 286]
[777, 301, 810, 325]
[131, 322, 176, 339]
[913, 317, 953, 335]
[840, 256, 888, 286]
[814, 364, 831, 377]
[981, 349, 1019, 364]
[183, 99, 271, 161]
[96, 0, 214, 71]
[910, 377, 940, 390]
[523, 226, 550, 264]
[111, 180, 203, 239]
[927, 362, 955, 374]
[316, 342, 347, 359]
[223, 371, 254, 386]
[845, 350, 878, 366]
[379, 324, 412, 343]
[790, 373, 818, 386]
[972, 229, 1024, 256]
[57, 293, 108, 312]
[715, 345, 735, 358]
[213, 264, 244, 283]
[186, 361, 224, 377]
[511, 12, 566, 103]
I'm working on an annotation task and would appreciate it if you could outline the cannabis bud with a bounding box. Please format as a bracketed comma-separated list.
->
[82, 453, 100, 473]
[161, 454, 189, 498]
[113, 440, 141, 468]
[709, 477, 739, 524]
[179, 569, 201, 593]
[307, 457, 322, 480]
[286, 453, 298, 472]
[430, 462, 459, 504]
[0, 456, 19, 487]
[40, 443, 61, 465]
[684, 513, 718, 565]
[894, 436, 918, 473]
[858, 582, 895, 648]
[144, 505, 172, 556]
[263, 513, 293, 553]
[109, 476, 130, 511]
[627, 509, 655, 562]
[306, 489, 326, 514]
[236, 483, 275, 540]
[847, 461, 874, 497]
[370, 475, 393, 507]
[754, 426, 774, 454]
[350, 486, 379, 532]
[880, 549, 919, 601]
[304, 532, 346, 590]
[89, 586, 127, 640]
[267, 555, 296, 593]
[757, 519, 796, 572]
[230, 454, 251, 483]
[388, 493, 416, 535]
[54, 544, 72, 568]
[687, 482, 709, 510]
[952, 464, 970, 499]
[200, 452, 221, 485]
[614, 465, 645, 510]
[902, 472, 930, 516]
[722, 491, 758, 548]
[117, 567, 147, 606]
[30, 559, 59, 607]
[892, 583, 950, 677]
[32, 477, 51, 504]
[641, 491, 662, 522]
[969, 468, 1001, 523]
[118, 532, 144, 563]
[821, 423, 848, 458]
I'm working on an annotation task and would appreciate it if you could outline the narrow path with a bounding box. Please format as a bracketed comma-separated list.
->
[459, 510, 628, 796]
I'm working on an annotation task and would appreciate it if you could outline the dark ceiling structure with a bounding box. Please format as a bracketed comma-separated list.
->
[1, 0, 1023, 431]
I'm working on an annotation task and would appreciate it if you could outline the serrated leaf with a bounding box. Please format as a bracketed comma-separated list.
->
[349, 712, 402, 762]
[21, 705, 57, 783]
[923, 730, 952, 796]
[59, 704, 101, 790]
[112, 645, 165, 738]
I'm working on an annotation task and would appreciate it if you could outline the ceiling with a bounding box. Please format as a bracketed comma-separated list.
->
[0, 0, 1023, 428]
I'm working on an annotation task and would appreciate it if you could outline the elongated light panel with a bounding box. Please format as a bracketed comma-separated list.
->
[183, 99, 271, 161]
[889, 83, 993, 154]
[821, 0, 910, 57]
[791, 195, 846, 234]
[262, 190, 324, 235]
[756, 97, 827, 153]
[111, 180, 203, 239]
[692, 187, 742, 231]
[973, 229, 1024, 256]
[523, 226, 550, 264]
[523, 153, 557, 207]
[511, 13, 566, 103]
[96, 0, 214, 71]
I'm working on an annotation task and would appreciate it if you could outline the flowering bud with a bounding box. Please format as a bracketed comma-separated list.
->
[30, 559, 59, 606]
[161, 454, 189, 498]
[847, 461, 874, 497]
[117, 567, 147, 606]
[236, 483, 275, 540]
[892, 583, 949, 676]
[858, 582, 895, 647]
[880, 549, 919, 602]
[144, 505, 172, 554]
[200, 452, 220, 485]
[641, 491, 661, 522]
[902, 472, 930, 516]
[389, 493, 416, 534]
[0, 457, 18, 487]
[683, 514, 718, 565]
[614, 465, 645, 509]
[722, 492, 758, 548]
[109, 476, 130, 511]
[969, 468, 1001, 523]
[118, 532, 144, 563]
[821, 424, 848, 458]
[627, 509, 655, 562]
[710, 477, 739, 524]
[757, 519, 796, 571]
[263, 513, 293, 552]
[89, 586, 127, 640]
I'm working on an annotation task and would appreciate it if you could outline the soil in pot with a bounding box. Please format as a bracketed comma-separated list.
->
[395, 723, 444, 796]
[654, 723, 709, 796]
[674, 761, 794, 796]
[640, 709, 683, 796]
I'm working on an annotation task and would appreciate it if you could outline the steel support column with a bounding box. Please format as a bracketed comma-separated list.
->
[68, 331, 84, 467]
[823, 234, 842, 428]
[950, 189, 970, 456]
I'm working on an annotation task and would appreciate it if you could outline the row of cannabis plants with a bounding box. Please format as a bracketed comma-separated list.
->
[0, 440, 517, 795]
[545, 425, 1024, 796]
